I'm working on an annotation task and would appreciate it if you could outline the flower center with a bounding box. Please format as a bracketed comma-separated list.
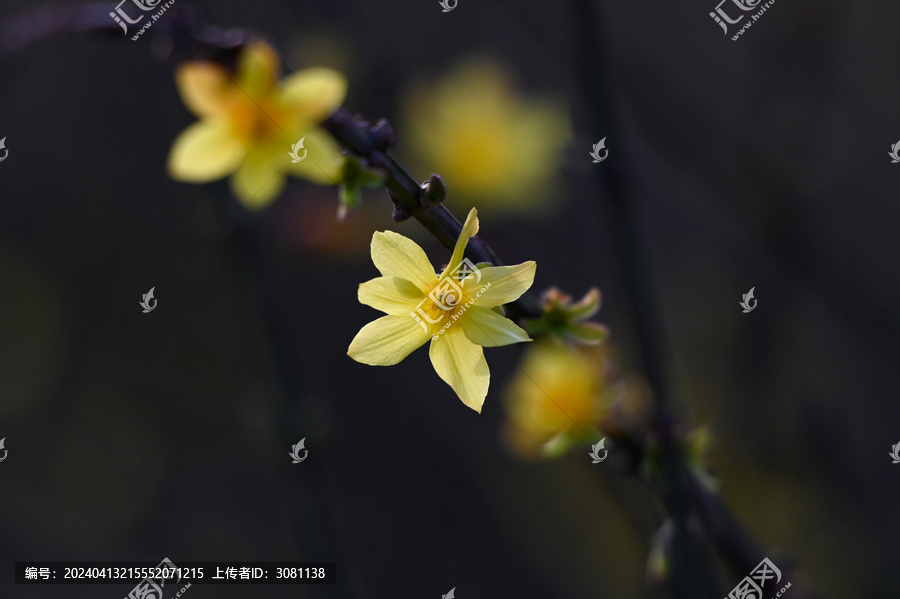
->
[230, 98, 293, 146]
[415, 279, 473, 334]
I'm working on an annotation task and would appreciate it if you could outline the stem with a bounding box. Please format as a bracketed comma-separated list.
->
[571, 2, 820, 598]
[570, 0, 721, 596]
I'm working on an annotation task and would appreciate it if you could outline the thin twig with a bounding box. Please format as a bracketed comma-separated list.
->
[570, 0, 726, 596]
[570, 0, 820, 597]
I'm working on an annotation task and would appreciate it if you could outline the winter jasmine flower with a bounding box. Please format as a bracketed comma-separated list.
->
[348, 208, 536, 412]
[168, 41, 346, 208]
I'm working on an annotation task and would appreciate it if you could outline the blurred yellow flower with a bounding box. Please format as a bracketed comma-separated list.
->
[348, 208, 536, 412]
[503, 340, 646, 458]
[168, 41, 347, 209]
[402, 58, 570, 211]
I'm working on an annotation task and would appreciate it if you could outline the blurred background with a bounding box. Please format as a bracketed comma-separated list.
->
[1, 0, 899, 597]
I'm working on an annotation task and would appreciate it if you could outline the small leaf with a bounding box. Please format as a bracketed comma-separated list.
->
[541, 432, 575, 458]
[646, 520, 673, 585]
[568, 322, 609, 345]
[338, 183, 362, 221]
[358, 170, 383, 187]
[522, 318, 552, 336]
[568, 288, 601, 321]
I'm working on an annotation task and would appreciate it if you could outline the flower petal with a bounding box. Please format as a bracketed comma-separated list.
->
[230, 150, 287, 209]
[285, 128, 344, 185]
[235, 41, 280, 100]
[429, 326, 490, 412]
[358, 277, 424, 315]
[281, 67, 348, 123]
[444, 207, 479, 279]
[348, 314, 430, 366]
[175, 62, 234, 118]
[475, 262, 536, 308]
[460, 305, 531, 347]
[370, 230, 438, 292]
[168, 121, 245, 182]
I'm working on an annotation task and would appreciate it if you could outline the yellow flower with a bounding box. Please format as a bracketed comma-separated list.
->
[167, 41, 347, 209]
[402, 58, 570, 211]
[503, 340, 646, 458]
[348, 208, 536, 412]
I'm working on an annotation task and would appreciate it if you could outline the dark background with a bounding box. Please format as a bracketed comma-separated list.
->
[1, 0, 899, 597]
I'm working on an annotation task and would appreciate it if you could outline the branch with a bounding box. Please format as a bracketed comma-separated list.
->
[571, 1, 821, 597]
[570, 1, 719, 594]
